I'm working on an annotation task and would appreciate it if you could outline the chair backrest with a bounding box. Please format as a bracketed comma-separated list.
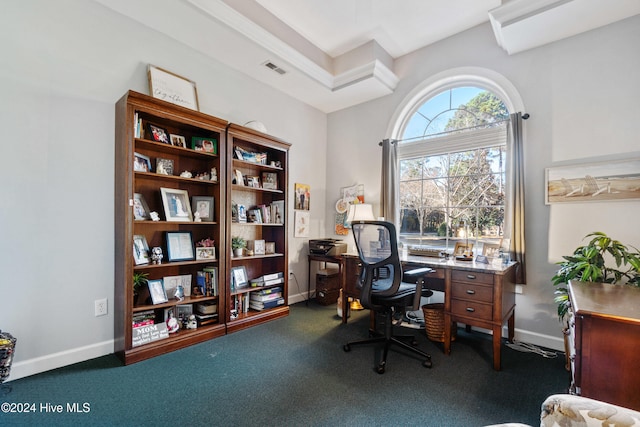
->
[352, 221, 404, 309]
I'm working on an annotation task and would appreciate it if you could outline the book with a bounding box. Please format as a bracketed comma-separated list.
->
[264, 277, 284, 287]
[250, 298, 285, 311]
[263, 272, 284, 281]
[253, 286, 282, 295]
[250, 292, 282, 302]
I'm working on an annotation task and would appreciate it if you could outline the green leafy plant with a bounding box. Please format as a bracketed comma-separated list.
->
[231, 236, 246, 250]
[133, 272, 149, 297]
[552, 231, 640, 320]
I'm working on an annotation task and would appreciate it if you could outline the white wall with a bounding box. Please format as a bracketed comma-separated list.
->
[0, 0, 327, 380]
[326, 16, 640, 350]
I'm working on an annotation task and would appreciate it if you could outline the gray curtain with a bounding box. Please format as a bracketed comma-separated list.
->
[507, 113, 526, 284]
[380, 139, 398, 224]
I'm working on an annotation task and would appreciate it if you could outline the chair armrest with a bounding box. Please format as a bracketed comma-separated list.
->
[541, 394, 640, 426]
[404, 267, 434, 277]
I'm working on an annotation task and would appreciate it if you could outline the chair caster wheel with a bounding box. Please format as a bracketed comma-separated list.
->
[376, 365, 385, 374]
[411, 340, 418, 346]
[423, 359, 433, 368]
[343, 344, 351, 352]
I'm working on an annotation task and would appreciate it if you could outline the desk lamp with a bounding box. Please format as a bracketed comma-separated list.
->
[346, 203, 375, 310]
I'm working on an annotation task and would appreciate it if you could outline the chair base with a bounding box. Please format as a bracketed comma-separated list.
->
[343, 313, 433, 374]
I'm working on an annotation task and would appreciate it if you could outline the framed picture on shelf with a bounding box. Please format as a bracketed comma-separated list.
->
[156, 158, 174, 175]
[148, 64, 199, 111]
[195, 246, 216, 260]
[133, 234, 151, 265]
[148, 124, 170, 144]
[165, 231, 195, 262]
[234, 169, 245, 186]
[133, 193, 151, 220]
[247, 176, 261, 188]
[148, 279, 168, 304]
[169, 134, 186, 148]
[191, 196, 214, 222]
[265, 242, 275, 254]
[262, 172, 278, 190]
[230, 266, 248, 289]
[134, 152, 151, 172]
[237, 204, 247, 223]
[160, 187, 193, 222]
[191, 137, 217, 154]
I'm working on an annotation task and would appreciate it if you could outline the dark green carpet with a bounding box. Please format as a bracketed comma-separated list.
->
[1, 301, 567, 426]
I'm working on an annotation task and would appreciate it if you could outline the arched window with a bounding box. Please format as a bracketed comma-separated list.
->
[396, 85, 510, 254]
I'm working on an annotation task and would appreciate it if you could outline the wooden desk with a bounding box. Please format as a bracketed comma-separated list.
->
[341, 253, 517, 370]
[567, 281, 640, 410]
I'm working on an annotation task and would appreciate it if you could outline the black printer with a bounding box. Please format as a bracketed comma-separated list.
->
[309, 239, 348, 256]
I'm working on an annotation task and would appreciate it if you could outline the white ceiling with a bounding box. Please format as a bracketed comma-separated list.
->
[97, 0, 640, 113]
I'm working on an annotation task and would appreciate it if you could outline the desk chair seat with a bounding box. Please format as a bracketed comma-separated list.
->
[343, 221, 434, 374]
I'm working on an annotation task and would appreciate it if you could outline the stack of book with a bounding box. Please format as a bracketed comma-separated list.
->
[195, 301, 218, 326]
[249, 287, 284, 311]
[249, 272, 284, 288]
[132, 310, 155, 328]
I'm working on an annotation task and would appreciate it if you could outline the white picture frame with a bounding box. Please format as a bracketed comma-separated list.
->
[160, 187, 193, 222]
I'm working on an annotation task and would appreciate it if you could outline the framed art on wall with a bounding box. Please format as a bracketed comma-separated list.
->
[545, 158, 640, 204]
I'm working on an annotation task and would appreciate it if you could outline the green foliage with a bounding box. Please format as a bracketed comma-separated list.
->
[132, 272, 149, 296]
[551, 232, 640, 320]
[445, 92, 509, 132]
[231, 236, 246, 250]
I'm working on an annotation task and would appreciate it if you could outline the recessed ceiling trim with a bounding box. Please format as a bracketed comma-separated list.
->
[333, 60, 399, 92]
[188, 0, 334, 87]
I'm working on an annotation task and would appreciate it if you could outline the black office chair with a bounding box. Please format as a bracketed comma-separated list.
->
[343, 220, 434, 374]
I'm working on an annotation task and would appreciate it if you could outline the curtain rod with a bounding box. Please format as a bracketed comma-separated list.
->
[379, 112, 530, 146]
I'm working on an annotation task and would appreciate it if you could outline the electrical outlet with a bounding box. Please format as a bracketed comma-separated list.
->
[95, 298, 108, 316]
[289, 271, 294, 276]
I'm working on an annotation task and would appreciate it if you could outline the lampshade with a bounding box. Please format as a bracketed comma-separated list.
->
[346, 203, 375, 224]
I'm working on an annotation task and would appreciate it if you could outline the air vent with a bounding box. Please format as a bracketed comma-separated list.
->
[263, 61, 286, 75]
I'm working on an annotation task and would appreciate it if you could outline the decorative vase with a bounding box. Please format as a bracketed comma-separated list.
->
[234, 248, 243, 257]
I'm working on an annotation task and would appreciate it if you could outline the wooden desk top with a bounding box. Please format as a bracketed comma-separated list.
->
[342, 252, 516, 275]
[569, 281, 640, 323]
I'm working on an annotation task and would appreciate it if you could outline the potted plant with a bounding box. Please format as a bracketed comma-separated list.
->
[552, 231, 640, 321]
[132, 272, 149, 305]
[231, 236, 246, 257]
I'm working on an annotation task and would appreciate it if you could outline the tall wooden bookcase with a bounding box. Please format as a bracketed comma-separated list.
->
[225, 123, 290, 333]
[114, 91, 228, 364]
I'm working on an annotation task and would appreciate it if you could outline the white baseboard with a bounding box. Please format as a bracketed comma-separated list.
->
[6, 339, 114, 382]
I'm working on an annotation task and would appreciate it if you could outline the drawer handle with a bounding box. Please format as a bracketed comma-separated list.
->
[466, 289, 475, 295]
[466, 274, 476, 280]
[466, 307, 475, 312]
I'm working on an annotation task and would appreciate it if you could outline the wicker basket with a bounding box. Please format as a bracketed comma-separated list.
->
[421, 303, 456, 342]
[0, 330, 16, 384]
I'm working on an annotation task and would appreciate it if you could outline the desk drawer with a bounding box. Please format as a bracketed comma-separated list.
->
[451, 282, 493, 303]
[451, 270, 494, 285]
[451, 299, 492, 320]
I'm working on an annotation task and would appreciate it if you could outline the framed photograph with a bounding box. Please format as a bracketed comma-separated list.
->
[265, 242, 275, 254]
[148, 124, 170, 144]
[237, 204, 247, 223]
[247, 176, 261, 188]
[148, 279, 168, 304]
[134, 152, 152, 172]
[262, 172, 278, 190]
[156, 158, 174, 175]
[248, 239, 266, 255]
[231, 266, 248, 289]
[192, 196, 215, 222]
[133, 234, 150, 265]
[160, 187, 193, 222]
[162, 274, 192, 297]
[192, 137, 217, 154]
[195, 246, 216, 260]
[234, 169, 245, 186]
[165, 231, 195, 262]
[545, 158, 640, 204]
[453, 242, 474, 257]
[133, 193, 151, 220]
[482, 243, 501, 258]
[148, 64, 199, 111]
[169, 134, 186, 148]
